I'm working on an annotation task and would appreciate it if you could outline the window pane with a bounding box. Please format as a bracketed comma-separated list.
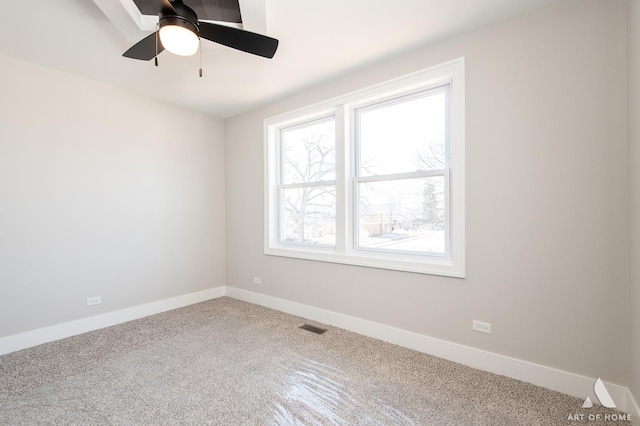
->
[282, 186, 336, 246]
[358, 177, 445, 254]
[282, 119, 335, 184]
[358, 90, 446, 176]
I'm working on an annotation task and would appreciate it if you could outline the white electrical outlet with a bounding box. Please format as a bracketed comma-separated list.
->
[253, 277, 262, 285]
[472, 320, 491, 334]
[86, 297, 101, 306]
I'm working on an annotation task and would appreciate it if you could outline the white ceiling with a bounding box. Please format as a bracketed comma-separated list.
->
[0, 0, 565, 118]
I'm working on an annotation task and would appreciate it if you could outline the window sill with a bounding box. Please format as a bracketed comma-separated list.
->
[264, 245, 465, 278]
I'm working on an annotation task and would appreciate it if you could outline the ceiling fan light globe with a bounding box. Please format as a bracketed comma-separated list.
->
[159, 24, 199, 56]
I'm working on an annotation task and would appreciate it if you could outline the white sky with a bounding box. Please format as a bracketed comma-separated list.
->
[359, 91, 446, 175]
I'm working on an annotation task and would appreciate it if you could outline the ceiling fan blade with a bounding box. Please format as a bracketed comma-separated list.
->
[198, 21, 278, 58]
[123, 32, 165, 61]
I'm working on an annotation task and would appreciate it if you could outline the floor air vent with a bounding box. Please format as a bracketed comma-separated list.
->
[299, 324, 328, 334]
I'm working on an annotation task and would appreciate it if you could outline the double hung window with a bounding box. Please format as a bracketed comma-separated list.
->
[265, 58, 465, 277]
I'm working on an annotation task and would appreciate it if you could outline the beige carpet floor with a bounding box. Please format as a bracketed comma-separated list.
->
[0, 297, 626, 425]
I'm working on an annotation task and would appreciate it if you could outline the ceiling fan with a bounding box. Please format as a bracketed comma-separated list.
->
[123, 0, 279, 61]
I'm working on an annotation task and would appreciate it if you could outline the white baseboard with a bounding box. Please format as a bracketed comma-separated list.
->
[225, 286, 636, 416]
[0, 287, 225, 356]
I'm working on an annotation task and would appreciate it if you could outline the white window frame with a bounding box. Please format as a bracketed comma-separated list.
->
[264, 58, 465, 277]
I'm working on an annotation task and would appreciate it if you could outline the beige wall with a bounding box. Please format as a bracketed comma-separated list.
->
[629, 0, 640, 404]
[225, 0, 629, 385]
[0, 54, 226, 338]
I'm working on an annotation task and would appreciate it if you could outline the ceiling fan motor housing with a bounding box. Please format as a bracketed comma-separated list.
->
[160, 2, 198, 34]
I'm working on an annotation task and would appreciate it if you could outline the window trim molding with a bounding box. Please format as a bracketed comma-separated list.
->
[264, 57, 465, 278]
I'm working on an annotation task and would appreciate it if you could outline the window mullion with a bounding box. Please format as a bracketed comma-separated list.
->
[346, 105, 358, 255]
[335, 105, 347, 254]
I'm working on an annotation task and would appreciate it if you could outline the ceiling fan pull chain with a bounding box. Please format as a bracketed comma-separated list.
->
[155, 22, 159, 67]
[199, 40, 203, 77]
